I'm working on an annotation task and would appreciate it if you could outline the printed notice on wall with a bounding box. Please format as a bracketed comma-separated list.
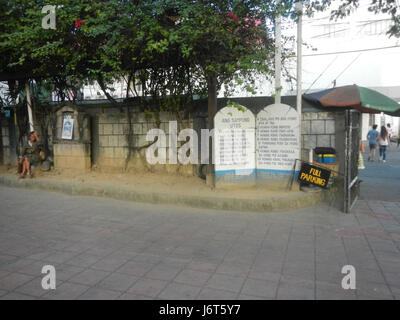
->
[61, 115, 74, 140]
[256, 104, 300, 172]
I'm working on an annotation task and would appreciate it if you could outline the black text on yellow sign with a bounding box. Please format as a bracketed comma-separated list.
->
[298, 163, 331, 189]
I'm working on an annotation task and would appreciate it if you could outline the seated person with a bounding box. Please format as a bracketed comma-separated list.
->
[19, 131, 45, 178]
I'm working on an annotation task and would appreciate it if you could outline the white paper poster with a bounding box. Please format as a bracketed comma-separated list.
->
[61, 115, 74, 140]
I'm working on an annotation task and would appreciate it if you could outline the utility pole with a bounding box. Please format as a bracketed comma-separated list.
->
[275, 1, 282, 104]
[295, 1, 303, 155]
[25, 81, 34, 132]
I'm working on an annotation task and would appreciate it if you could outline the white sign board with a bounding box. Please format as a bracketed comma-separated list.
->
[256, 103, 300, 172]
[214, 106, 255, 175]
[61, 115, 74, 140]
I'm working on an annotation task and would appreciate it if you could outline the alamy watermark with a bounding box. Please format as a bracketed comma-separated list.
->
[41, 5, 57, 30]
[41, 265, 56, 290]
[341, 265, 356, 290]
[145, 121, 254, 169]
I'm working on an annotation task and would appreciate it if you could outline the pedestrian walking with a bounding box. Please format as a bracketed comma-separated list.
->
[386, 123, 393, 146]
[367, 124, 379, 162]
[378, 126, 390, 163]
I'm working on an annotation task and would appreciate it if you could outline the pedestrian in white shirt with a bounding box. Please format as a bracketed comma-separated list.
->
[378, 126, 390, 163]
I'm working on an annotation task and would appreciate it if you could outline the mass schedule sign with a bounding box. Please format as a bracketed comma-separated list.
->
[256, 104, 300, 172]
[214, 103, 300, 179]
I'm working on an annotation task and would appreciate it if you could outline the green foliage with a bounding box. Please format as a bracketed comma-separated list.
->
[226, 100, 246, 113]
[2, 0, 396, 108]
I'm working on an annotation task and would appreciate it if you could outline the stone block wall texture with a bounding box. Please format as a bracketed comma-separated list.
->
[53, 143, 91, 171]
[301, 112, 337, 162]
[97, 112, 198, 175]
[0, 118, 11, 165]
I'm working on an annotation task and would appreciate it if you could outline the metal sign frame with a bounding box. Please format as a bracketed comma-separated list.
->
[344, 110, 361, 213]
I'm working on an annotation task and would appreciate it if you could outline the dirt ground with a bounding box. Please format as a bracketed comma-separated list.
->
[0, 165, 301, 200]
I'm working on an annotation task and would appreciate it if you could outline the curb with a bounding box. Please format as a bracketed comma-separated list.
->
[0, 175, 332, 213]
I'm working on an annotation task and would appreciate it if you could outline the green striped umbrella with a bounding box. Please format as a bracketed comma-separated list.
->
[303, 85, 400, 114]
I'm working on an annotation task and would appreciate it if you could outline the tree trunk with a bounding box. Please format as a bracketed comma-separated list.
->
[207, 75, 217, 188]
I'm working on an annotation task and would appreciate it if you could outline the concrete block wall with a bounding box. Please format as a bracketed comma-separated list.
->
[301, 112, 337, 161]
[0, 118, 11, 165]
[97, 112, 197, 175]
[53, 143, 91, 171]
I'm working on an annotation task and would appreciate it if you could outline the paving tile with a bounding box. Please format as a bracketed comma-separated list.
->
[237, 294, 266, 300]
[276, 283, 315, 300]
[145, 264, 182, 281]
[65, 254, 102, 268]
[215, 262, 252, 277]
[277, 274, 315, 300]
[54, 264, 85, 282]
[315, 263, 343, 285]
[0, 272, 35, 291]
[240, 278, 278, 299]
[316, 281, 357, 300]
[130, 253, 162, 265]
[77, 287, 121, 300]
[357, 294, 394, 300]
[118, 292, 154, 300]
[186, 260, 219, 273]
[0, 292, 37, 300]
[14, 277, 51, 298]
[158, 282, 201, 300]
[252, 260, 284, 274]
[0, 270, 10, 280]
[174, 269, 212, 287]
[90, 257, 130, 272]
[383, 272, 400, 289]
[205, 274, 245, 293]
[356, 268, 387, 285]
[24, 251, 54, 261]
[43, 251, 79, 264]
[356, 282, 395, 299]
[98, 272, 139, 292]
[42, 282, 90, 300]
[0, 254, 21, 267]
[282, 262, 315, 281]
[196, 288, 238, 300]
[69, 269, 110, 286]
[127, 277, 168, 297]
[116, 261, 155, 277]
[391, 287, 400, 300]
[1, 258, 37, 273]
[248, 270, 281, 282]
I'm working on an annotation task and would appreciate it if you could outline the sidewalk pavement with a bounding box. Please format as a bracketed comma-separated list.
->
[0, 168, 331, 213]
[0, 184, 399, 300]
[360, 143, 400, 201]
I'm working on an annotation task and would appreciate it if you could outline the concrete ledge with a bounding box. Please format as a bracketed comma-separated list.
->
[0, 175, 334, 213]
